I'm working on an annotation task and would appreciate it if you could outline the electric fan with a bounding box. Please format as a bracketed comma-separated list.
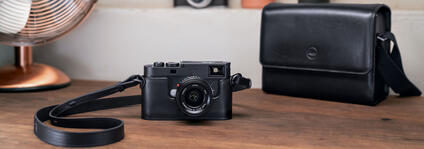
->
[0, 0, 97, 91]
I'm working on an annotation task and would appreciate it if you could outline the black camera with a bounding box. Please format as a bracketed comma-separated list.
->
[142, 61, 250, 120]
[174, 0, 228, 9]
[34, 61, 251, 147]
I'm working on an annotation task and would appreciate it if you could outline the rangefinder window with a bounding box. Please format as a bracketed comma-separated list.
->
[209, 65, 224, 76]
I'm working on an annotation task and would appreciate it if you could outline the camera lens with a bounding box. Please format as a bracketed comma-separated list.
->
[186, 0, 212, 8]
[176, 76, 212, 116]
[184, 88, 205, 108]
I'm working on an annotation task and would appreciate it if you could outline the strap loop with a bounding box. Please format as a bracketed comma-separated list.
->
[231, 73, 252, 92]
[377, 32, 421, 96]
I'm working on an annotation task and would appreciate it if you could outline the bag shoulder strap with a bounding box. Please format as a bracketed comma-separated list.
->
[377, 32, 422, 96]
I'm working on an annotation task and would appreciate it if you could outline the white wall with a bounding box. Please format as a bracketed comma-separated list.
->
[33, 8, 263, 87]
[0, 5, 423, 91]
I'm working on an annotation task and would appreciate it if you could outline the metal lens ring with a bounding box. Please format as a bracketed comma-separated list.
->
[176, 77, 212, 116]
[186, 0, 212, 8]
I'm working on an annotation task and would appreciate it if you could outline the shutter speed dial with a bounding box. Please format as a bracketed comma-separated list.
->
[166, 62, 180, 67]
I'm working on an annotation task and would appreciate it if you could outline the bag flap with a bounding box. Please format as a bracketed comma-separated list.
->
[260, 3, 390, 74]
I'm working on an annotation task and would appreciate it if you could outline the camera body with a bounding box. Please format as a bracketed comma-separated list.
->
[174, 0, 228, 9]
[142, 61, 234, 120]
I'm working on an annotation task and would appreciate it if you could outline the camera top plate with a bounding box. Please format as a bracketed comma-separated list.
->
[144, 61, 231, 78]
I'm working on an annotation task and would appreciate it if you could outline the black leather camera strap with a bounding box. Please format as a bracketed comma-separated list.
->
[34, 74, 251, 147]
[34, 75, 144, 147]
[377, 32, 422, 96]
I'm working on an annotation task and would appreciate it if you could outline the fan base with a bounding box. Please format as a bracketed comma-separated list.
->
[0, 64, 70, 92]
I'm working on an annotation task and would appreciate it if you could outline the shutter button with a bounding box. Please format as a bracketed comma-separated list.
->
[154, 62, 164, 67]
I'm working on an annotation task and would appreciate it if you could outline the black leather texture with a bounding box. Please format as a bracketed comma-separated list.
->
[260, 3, 414, 105]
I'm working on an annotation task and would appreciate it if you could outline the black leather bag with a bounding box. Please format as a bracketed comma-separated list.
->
[260, 3, 421, 105]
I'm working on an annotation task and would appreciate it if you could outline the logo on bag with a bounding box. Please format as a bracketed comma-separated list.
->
[306, 47, 319, 60]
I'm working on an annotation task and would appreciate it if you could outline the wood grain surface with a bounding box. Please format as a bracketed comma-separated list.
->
[0, 80, 423, 149]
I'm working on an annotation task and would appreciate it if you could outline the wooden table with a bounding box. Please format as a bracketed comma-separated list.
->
[0, 80, 423, 149]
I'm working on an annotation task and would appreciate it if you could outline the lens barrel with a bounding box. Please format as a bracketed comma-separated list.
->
[176, 76, 212, 116]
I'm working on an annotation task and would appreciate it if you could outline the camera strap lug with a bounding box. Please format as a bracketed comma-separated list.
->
[231, 73, 252, 92]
